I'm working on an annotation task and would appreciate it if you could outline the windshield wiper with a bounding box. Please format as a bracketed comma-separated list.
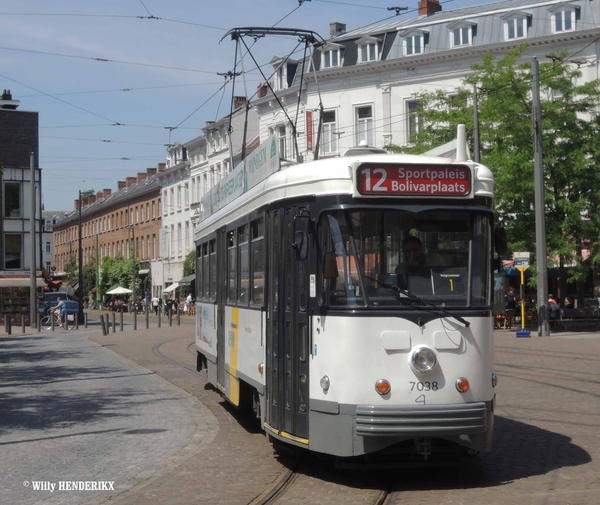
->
[363, 274, 470, 328]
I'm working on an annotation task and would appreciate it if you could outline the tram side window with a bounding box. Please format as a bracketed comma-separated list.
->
[250, 217, 264, 305]
[196, 245, 203, 300]
[209, 239, 217, 301]
[202, 242, 209, 300]
[238, 225, 249, 305]
[227, 230, 236, 303]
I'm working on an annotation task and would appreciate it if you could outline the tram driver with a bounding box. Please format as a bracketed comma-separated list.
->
[399, 236, 445, 268]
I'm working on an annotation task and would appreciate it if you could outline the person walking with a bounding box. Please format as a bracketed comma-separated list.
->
[152, 295, 160, 316]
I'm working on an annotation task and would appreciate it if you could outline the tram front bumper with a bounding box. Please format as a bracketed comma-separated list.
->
[308, 399, 494, 457]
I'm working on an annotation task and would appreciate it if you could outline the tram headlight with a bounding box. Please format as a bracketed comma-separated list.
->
[320, 375, 330, 391]
[410, 346, 437, 374]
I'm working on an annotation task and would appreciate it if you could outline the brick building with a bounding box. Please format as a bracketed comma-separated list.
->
[52, 165, 164, 296]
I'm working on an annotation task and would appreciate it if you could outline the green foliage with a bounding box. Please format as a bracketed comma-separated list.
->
[99, 255, 141, 299]
[64, 257, 78, 285]
[82, 259, 97, 295]
[400, 46, 600, 285]
[181, 250, 196, 297]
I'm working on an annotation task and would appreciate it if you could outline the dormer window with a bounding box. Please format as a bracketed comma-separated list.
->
[549, 4, 578, 34]
[272, 57, 299, 91]
[501, 12, 530, 41]
[355, 36, 381, 63]
[448, 21, 475, 48]
[320, 42, 344, 69]
[399, 29, 428, 56]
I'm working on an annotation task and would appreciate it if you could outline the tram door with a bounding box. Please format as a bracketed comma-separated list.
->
[266, 207, 309, 441]
[216, 228, 227, 391]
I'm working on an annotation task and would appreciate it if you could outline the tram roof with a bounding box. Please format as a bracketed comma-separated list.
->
[194, 153, 494, 239]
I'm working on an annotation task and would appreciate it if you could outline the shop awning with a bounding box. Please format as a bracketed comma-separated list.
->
[0, 278, 46, 288]
[177, 274, 195, 285]
[162, 282, 179, 294]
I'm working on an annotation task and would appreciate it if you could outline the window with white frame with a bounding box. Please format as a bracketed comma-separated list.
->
[321, 44, 343, 69]
[321, 110, 338, 154]
[449, 23, 474, 48]
[278, 125, 287, 159]
[355, 105, 374, 146]
[45, 241, 51, 253]
[402, 31, 427, 56]
[504, 15, 528, 41]
[551, 7, 576, 33]
[407, 100, 424, 143]
[184, 182, 189, 207]
[358, 41, 378, 63]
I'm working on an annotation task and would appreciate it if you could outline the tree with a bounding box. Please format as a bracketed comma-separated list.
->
[181, 250, 196, 297]
[388, 46, 600, 298]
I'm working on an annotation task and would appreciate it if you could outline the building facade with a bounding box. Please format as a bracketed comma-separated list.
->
[0, 90, 43, 325]
[257, 0, 600, 157]
[52, 165, 164, 301]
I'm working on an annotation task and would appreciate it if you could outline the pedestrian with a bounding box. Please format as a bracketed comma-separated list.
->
[152, 295, 159, 316]
[505, 286, 518, 310]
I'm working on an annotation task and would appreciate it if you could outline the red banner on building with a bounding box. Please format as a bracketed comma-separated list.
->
[306, 111, 313, 151]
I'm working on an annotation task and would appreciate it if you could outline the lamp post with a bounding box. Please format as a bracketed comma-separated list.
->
[78, 190, 84, 324]
[126, 224, 136, 309]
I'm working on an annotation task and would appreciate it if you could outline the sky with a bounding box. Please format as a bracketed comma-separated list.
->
[1, 0, 492, 211]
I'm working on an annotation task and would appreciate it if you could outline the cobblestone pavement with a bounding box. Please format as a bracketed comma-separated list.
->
[3, 319, 600, 505]
[0, 327, 216, 505]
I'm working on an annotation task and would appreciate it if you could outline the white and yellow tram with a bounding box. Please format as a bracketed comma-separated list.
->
[194, 142, 503, 459]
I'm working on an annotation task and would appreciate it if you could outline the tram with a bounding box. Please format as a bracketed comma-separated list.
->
[194, 130, 504, 459]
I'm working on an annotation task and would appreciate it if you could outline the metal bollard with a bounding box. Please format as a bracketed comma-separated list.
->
[38, 313, 41, 333]
[120, 312, 124, 332]
[145, 307, 149, 329]
[51, 314, 55, 332]
[84, 312, 88, 328]
[75, 314, 79, 330]
[100, 315, 107, 336]
[7, 317, 11, 335]
[22, 316, 26, 334]
[177, 309, 181, 326]
[158, 310, 161, 328]
[105, 313, 110, 333]
[169, 307, 172, 327]
[112, 312, 116, 333]
[134, 311, 137, 330]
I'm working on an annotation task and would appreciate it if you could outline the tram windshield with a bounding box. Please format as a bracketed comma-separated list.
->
[318, 209, 491, 308]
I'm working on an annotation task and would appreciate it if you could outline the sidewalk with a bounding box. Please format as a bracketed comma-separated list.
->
[0, 307, 194, 338]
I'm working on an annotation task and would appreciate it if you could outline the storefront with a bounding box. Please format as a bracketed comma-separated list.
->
[0, 276, 46, 325]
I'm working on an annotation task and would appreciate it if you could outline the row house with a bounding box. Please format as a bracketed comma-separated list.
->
[53, 165, 164, 295]
[154, 144, 192, 294]
[257, 0, 600, 158]
[151, 97, 259, 296]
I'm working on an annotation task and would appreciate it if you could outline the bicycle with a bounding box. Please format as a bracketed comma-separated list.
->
[40, 312, 71, 330]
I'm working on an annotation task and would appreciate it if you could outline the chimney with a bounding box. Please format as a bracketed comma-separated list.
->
[74, 200, 80, 211]
[126, 177, 137, 187]
[88, 194, 96, 204]
[118, 181, 126, 190]
[82, 196, 89, 207]
[233, 96, 247, 110]
[330, 22, 346, 37]
[147, 167, 157, 177]
[158, 163, 166, 172]
[103, 188, 111, 196]
[137, 172, 148, 183]
[257, 83, 269, 98]
[96, 191, 104, 199]
[418, 0, 442, 16]
[1, 89, 20, 110]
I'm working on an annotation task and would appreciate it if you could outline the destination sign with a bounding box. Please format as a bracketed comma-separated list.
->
[355, 163, 471, 197]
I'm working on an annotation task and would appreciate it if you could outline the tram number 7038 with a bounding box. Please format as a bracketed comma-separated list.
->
[409, 381, 439, 391]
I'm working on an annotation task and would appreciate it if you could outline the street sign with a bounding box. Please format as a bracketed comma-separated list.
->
[514, 251, 530, 267]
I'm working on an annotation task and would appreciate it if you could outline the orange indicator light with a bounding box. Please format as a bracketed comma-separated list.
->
[375, 379, 391, 395]
[456, 378, 469, 393]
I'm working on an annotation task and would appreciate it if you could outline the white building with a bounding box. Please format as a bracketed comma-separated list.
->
[257, 0, 600, 156]
[152, 143, 192, 297]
